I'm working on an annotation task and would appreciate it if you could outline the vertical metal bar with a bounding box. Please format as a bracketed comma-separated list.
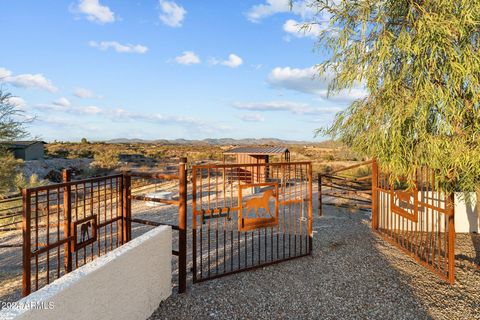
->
[371, 159, 378, 230]
[178, 157, 187, 293]
[110, 178, 113, 251]
[74, 185, 79, 268]
[123, 174, 132, 243]
[34, 191, 39, 291]
[46, 189, 50, 283]
[192, 166, 197, 283]
[90, 182, 95, 260]
[104, 179, 107, 254]
[56, 187, 61, 278]
[447, 193, 455, 284]
[318, 174, 322, 217]
[22, 189, 32, 297]
[308, 163, 313, 253]
[118, 176, 124, 245]
[62, 170, 72, 273]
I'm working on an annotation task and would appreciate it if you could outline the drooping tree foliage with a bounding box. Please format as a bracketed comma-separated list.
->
[0, 89, 29, 194]
[311, 0, 480, 194]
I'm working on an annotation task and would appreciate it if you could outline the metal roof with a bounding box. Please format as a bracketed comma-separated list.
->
[223, 146, 289, 155]
[0, 141, 46, 149]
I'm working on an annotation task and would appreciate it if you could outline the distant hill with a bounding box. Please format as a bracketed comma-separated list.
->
[103, 138, 333, 146]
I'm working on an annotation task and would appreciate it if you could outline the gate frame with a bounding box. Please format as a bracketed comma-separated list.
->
[371, 160, 456, 284]
[22, 159, 188, 296]
[191, 161, 313, 284]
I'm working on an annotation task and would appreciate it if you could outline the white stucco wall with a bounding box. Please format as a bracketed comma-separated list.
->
[377, 191, 479, 233]
[0, 226, 172, 320]
[454, 192, 479, 233]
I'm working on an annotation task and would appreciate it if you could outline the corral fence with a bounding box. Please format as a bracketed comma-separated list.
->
[19, 159, 313, 296]
[317, 160, 373, 214]
[318, 159, 456, 283]
[20, 159, 188, 297]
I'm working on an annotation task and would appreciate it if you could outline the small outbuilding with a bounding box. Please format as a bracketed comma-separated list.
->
[223, 146, 290, 183]
[1, 141, 46, 160]
[223, 146, 290, 164]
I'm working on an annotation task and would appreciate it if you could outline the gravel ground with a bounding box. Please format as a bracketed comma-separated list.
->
[1, 183, 479, 318]
[150, 206, 480, 320]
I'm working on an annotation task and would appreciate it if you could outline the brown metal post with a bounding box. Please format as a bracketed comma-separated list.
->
[371, 159, 379, 230]
[308, 163, 313, 253]
[22, 189, 31, 296]
[123, 173, 132, 243]
[447, 193, 455, 284]
[62, 170, 72, 273]
[118, 175, 125, 245]
[318, 173, 322, 217]
[178, 157, 187, 293]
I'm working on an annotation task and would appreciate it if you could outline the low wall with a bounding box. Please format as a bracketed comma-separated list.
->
[454, 192, 479, 233]
[0, 226, 172, 320]
[377, 191, 479, 233]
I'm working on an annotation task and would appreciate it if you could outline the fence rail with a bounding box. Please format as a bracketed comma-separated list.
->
[318, 160, 373, 215]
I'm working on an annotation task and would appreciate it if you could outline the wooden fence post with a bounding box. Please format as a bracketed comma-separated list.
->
[22, 189, 31, 296]
[178, 157, 187, 293]
[318, 173, 322, 217]
[371, 159, 379, 230]
[62, 169, 73, 273]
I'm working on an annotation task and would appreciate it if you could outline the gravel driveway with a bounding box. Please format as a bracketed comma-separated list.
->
[150, 206, 480, 320]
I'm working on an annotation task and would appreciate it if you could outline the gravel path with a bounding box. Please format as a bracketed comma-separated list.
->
[150, 207, 480, 320]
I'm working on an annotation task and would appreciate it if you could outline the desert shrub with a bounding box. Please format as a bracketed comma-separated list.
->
[15, 173, 47, 190]
[93, 150, 120, 170]
[0, 152, 22, 194]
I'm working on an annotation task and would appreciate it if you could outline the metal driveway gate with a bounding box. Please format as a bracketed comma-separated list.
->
[372, 162, 456, 283]
[192, 162, 313, 282]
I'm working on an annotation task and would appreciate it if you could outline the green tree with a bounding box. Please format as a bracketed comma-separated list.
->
[311, 0, 480, 196]
[0, 89, 29, 194]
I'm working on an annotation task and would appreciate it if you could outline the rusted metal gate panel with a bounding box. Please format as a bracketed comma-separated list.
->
[318, 160, 373, 215]
[22, 173, 125, 296]
[372, 162, 456, 283]
[192, 162, 313, 282]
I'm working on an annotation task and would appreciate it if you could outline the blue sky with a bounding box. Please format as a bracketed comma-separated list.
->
[0, 0, 365, 142]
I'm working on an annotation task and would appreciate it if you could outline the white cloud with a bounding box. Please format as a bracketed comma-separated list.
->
[34, 103, 70, 112]
[74, 87, 97, 99]
[246, 0, 314, 23]
[239, 113, 265, 122]
[0, 67, 57, 92]
[283, 19, 324, 39]
[88, 41, 148, 54]
[7, 96, 27, 110]
[34, 102, 104, 115]
[233, 100, 342, 115]
[53, 97, 71, 108]
[108, 108, 230, 134]
[75, 0, 115, 24]
[77, 105, 103, 115]
[174, 51, 200, 65]
[210, 54, 243, 68]
[267, 66, 368, 101]
[158, 0, 186, 27]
